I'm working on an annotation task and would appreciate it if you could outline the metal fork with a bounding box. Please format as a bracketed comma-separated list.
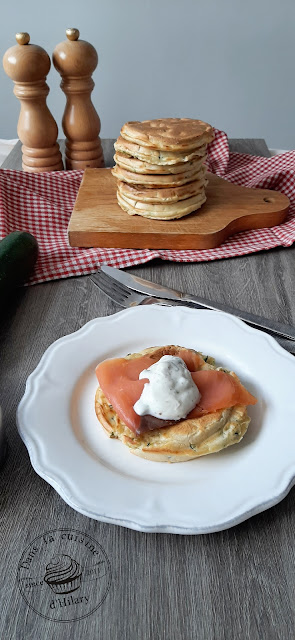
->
[90, 269, 189, 308]
[90, 268, 295, 354]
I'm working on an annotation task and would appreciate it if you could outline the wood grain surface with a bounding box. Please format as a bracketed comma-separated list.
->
[1, 139, 295, 640]
[68, 168, 289, 249]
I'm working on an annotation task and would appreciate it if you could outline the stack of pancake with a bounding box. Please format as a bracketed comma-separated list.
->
[112, 118, 214, 220]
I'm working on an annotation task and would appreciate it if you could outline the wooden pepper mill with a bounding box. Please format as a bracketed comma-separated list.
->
[52, 28, 104, 170]
[3, 33, 63, 172]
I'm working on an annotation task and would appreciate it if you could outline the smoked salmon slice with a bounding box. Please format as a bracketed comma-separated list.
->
[190, 370, 256, 417]
[95, 350, 257, 435]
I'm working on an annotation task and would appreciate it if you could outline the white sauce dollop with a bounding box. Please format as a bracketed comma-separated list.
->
[133, 355, 201, 421]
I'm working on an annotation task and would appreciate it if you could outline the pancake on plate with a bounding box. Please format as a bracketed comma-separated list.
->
[95, 345, 257, 463]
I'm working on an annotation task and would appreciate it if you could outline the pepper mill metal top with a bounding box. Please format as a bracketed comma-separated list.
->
[52, 29, 104, 170]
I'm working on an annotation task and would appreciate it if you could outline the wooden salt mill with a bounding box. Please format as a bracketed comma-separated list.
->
[3, 33, 63, 172]
[52, 28, 104, 170]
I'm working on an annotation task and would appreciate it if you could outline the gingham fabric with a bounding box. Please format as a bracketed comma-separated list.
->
[0, 129, 295, 285]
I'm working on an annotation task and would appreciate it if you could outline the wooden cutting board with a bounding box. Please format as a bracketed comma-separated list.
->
[68, 168, 290, 250]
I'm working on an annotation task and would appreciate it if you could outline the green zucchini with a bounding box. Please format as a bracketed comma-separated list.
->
[0, 231, 38, 293]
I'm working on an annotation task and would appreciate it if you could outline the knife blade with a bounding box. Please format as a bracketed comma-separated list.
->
[101, 265, 295, 342]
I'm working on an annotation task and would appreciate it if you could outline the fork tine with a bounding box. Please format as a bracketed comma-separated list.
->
[90, 273, 125, 303]
[92, 270, 131, 301]
[89, 274, 113, 300]
[90, 271, 169, 308]
[90, 268, 137, 305]
[96, 270, 132, 297]
[91, 269, 126, 294]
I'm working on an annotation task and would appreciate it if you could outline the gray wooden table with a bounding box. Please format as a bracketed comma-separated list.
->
[1, 139, 295, 640]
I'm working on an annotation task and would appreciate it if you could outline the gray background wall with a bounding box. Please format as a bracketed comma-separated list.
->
[1, 0, 295, 149]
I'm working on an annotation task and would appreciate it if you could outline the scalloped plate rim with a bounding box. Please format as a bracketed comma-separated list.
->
[17, 306, 295, 534]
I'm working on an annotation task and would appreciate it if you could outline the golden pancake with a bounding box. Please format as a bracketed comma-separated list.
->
[114, 136, 207, 165]
[117, 189, 207, 220]
[114, 152, 205, 175]
[117, 175, 208, 203]
[112, 164, 205, 187]
[120, 118, 214, 151]
[95, 346, 251, 463]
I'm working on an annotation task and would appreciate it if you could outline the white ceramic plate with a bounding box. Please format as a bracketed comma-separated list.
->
[17, 306, 295, 534]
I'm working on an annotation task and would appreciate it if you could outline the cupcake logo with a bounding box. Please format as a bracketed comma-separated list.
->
[17, 529, 112, 622]
[44, 554, 82, 595]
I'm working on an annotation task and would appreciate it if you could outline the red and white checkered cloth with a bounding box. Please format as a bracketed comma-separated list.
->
[1, 129, 295, 285]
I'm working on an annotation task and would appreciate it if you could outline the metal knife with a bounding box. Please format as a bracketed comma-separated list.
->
[100, 265, 295, 342]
